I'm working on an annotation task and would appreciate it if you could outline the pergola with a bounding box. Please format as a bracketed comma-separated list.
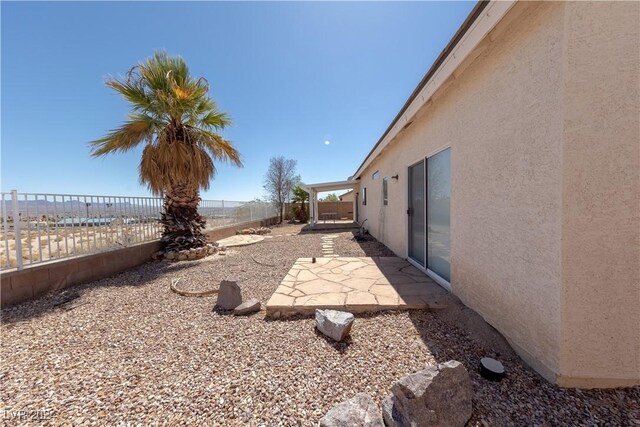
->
[302, 180, 360, 227]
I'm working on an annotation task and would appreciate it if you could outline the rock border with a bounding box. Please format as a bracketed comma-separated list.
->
[152, 243, 223, 262]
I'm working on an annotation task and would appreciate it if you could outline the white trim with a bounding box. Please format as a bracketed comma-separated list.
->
[382, 177, 389, 206]
[405, 160, 415, 262]
[407, 156, 426, 169]
[426, 269, 452, 292]
[405, 148, 453, 293]
[425, 143, 451, 160]
[302, 180, 359, 193]
[406, 159, 426, 268]
[353, 0, 516, 179]
[405, 143, 451, 173]
[407, 256, 425, 271]
[406, 257, 452, 293]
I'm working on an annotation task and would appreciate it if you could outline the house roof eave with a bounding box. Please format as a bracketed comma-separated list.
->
[352, 0, 516, 179]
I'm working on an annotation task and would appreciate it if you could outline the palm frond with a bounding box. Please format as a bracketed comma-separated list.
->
[92, 50, 242, 193]
[90, 114, 159, 157]
[201, 111, 232, 129]
[106, 79, 155, 114]
[189, 128, 243, 167]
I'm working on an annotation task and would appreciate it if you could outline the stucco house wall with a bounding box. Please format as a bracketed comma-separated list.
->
[338, 191, 355, 203]
[355, 1, 639, 387]
[558, 1, 640, 387]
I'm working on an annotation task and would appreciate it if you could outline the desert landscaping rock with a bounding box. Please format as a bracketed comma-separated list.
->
[1, 223, 638, 425]
[233, 298, 261, 315]
[216, 280, 242, 310]
[167, 246, 213, 262]
[384, 360, 472, 427]
[315, 309, 354, 342]
[319, 392, 384, 427]
[236, 227, 271, 235]
[382, 395, 407, 427]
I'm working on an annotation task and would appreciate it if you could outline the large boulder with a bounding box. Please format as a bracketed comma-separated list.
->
[319, 393, 384, 427]
[216, 280, 242, 310]
[315, 309, 354, 342]
[382, 395, 408, 427]
[382, 360, 472, 427]
[233, 298, 261, 316]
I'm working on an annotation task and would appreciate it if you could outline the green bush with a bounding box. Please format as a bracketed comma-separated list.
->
[292, 205, 308, 223]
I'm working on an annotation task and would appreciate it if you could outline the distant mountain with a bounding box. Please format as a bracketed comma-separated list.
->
[0, 199, 162, 218]
[0, 198, 263, 219]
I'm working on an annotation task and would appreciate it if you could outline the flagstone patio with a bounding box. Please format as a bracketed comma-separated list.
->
[266, 257, 451, 316]
[216, 234, 265, 247]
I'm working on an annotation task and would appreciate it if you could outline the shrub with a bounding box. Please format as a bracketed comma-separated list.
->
[292, 206, 308, 223]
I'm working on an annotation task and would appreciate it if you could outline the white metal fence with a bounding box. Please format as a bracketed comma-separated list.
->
[0, 191, 278, 271]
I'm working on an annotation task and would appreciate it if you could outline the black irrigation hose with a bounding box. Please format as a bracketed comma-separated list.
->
[250, 254, 276, 267]
[170, 278, 219, 297]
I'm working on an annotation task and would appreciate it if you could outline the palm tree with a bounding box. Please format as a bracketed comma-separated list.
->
[291, 185, 309, 222]
[90, 51, 242, 252]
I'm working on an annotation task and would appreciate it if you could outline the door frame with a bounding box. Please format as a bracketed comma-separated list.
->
[407, 159, 426, 268]
[406, 145, 452, 292]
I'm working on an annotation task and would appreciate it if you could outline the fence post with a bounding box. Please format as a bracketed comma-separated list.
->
[250, 204, 253, 222]
[11, 190, 23, 270]
[221, 200, 225, 225]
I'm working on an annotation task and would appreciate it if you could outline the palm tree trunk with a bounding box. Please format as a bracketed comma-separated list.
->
[160, 185, 207, 252]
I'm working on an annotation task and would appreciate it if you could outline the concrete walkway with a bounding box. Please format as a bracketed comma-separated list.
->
[266, 257, 450, 316]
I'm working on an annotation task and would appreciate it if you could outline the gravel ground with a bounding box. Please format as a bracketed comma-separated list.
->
[1, 224, 638, 426]
[332, 231, 396, 257]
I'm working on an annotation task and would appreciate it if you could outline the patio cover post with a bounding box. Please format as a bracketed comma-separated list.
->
[309, 189, 316, 226]
[352, 196, 357, 222]
[302, 180, 359, 228]
[313, 192, 319, 225]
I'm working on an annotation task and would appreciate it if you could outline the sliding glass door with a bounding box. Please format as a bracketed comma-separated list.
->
[407, 148, 451, 284]
[426, 148, 451, 282]
[408, 161, 425, 266]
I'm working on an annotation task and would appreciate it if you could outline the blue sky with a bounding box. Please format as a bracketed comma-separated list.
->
[2, 1, 475, 201]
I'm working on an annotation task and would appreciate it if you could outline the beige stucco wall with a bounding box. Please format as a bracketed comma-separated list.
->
[558, 1, 640, 387]
[355, 1, 639, 387]
[339, 191, 355, 203]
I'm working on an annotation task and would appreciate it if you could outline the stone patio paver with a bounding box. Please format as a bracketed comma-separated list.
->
[266, 257, 450, 315]
[216, 234, 265, 247]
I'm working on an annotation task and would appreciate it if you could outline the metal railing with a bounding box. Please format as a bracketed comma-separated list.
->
[1, 191, 278, 271]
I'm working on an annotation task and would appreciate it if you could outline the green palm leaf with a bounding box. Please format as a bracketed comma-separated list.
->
[90, 50, 242, 195]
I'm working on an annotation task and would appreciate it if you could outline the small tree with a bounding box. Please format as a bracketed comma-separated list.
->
[263, 156, 299, 223]
[320, 193, 339, 202]
[291, 185, 309, 222]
